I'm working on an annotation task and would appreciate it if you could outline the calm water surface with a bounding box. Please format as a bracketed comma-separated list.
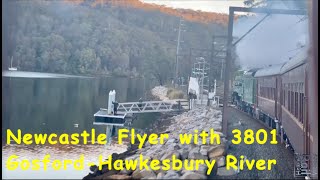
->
[2, 71, 158, 179]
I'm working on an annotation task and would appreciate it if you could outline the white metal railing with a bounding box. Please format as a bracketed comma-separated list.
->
[116, 101, 177, 114]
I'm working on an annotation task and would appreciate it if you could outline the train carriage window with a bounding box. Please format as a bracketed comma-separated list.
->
[288, 90, 291, 111]
[291, 91, 294, 115]
[269, 87, 272, 99]
[295, 92, 298, 118]
[282, 90, 285, 105]
[280, 89, 282, 104]
[284, 90, 286, 106]
[265, 87, 267, 99]
[265, 87, 268, 98]
[269, 88, 272, 99]
[272, 87, 274, 100]
[299, 93, 304, 123]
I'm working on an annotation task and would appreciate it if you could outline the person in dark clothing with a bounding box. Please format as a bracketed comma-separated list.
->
[112, 101, 118, 115]
[138, 98, 143, 108]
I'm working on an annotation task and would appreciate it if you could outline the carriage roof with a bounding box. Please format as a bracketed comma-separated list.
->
[243, 68, 260, 77]
[254, 63, 285, 77]
[280, 48, 308, 74]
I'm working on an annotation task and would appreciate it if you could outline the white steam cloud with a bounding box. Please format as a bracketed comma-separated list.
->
[233, 1, 309, 70]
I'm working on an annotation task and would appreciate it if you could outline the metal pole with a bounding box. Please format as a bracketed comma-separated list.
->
[175, 18, 182, 86]
[222, 7, 234, 137]
[189, 48, 192, 77]
[209, 36, 214, 93]
[208, 36, 214, 106]
[201, 60, 205, 104]
[220, 56, 224, 80]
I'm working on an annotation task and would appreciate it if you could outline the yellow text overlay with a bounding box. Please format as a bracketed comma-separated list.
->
[5, 154, 277, 173]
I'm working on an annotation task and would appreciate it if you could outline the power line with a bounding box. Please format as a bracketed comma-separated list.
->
[280, 0, 305, 19]
[288, 46, 305, 59]
[287, 45, 305, 52]
[280, 0, 308, 28]
[232, 13, 270, 46]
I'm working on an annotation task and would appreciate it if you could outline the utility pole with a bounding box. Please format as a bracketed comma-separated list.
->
[208, 36, 215, 94]
[174, 18, 185, 87]
[208, 35, 228, 91]
[207, 35, 218, 106]
[189, 48, 192, 78]
[220, 58, 224, 80]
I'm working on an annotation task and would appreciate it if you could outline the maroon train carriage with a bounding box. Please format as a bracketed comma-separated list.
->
[252, 49, 309, 154]
[280, 49, 309, 155]
[254, 63, 285, 133]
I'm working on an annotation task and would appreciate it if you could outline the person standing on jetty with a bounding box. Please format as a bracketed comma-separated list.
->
[112, 101, 119, 115]
[138, 98, 143, 109]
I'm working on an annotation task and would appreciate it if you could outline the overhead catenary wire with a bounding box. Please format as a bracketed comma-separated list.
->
[287, 45, 305, 52]
[232, 13, 270, 46]
[280, 0, 308, 29]
[233, 1, 307, 47]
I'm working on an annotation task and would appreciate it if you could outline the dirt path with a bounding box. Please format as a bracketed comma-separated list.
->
[214, 106, 295, 179]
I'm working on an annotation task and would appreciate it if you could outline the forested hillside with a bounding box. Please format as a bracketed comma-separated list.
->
[3, 0, 229, 83]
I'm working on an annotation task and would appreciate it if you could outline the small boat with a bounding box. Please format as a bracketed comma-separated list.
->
[8, 67, 17, 71]
[8, 56, 17, 71]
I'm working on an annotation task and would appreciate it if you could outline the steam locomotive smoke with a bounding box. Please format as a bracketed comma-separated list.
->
[233, 1, 309, 69]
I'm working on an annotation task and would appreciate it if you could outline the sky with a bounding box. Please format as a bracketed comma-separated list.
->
[141, 0, 309, 69]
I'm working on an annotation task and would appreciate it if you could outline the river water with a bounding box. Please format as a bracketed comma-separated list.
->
[2, 71, 158, 179]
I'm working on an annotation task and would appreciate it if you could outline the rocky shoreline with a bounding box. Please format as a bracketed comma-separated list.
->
[83, 86, 229, 179]
[151, 86, 169, 101]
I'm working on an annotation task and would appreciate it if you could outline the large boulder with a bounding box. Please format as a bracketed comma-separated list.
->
[160, 151, 180, 161]
[106, 174, 131, 179]
[156, 172, 165, 179]
[211, 156, 226, 168]
[178, 148, 189, 160]
[200, 145, 210, 156]
[192, 164, 208, 176]
[132, 169, 142, 179]
[188, 147, 207, 160]
[119, 168, 133, 175]
[125, 154, 139, 161]
[208, 145, 226, 159]
[132, 169, 156, 179]
[163, 170, 180, 179]
[216, 167, 237, 176]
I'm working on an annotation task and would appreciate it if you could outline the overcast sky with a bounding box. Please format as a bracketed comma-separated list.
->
[141, 0, 246, 14]
[140, 0, 309, 69]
